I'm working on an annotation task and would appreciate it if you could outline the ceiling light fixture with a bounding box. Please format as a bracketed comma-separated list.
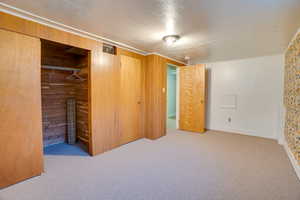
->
[163, 35, 180, 45]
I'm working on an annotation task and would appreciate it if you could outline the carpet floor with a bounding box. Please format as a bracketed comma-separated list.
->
[1, 130, 299, 200]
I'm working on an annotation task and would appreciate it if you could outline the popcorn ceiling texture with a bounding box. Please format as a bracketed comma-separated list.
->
[284, 30, 300, 165]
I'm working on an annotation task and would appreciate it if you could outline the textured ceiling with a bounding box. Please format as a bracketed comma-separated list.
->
[1, 0, 300, 63]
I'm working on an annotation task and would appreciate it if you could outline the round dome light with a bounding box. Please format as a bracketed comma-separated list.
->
[162, 35, 180, 45]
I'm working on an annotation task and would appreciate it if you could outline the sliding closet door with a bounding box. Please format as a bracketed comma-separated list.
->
[179, 64, 206, 133]
[90, 49, 121, 154]
[120, 55, 143, 144]
[0, 29, 43, 188]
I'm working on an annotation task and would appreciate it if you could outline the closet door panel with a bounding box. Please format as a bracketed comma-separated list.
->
[179, 64, 206, 133]
[90, 47, 121, 155]
[0, 29, 43, 188]
[120, 55, 143, 144]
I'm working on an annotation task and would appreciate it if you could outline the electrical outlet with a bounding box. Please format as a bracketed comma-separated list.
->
[228, 117, 231, 123]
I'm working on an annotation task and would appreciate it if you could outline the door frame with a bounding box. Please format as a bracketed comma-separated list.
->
[40, 39, 93, 155]
[166, 63, 180, 129]
[176, 67, 180, 129]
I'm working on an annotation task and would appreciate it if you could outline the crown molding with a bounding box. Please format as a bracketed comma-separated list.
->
[146, 52, 186, 65]
[0, 2, 187, 64]
[0, 2, 147, 55]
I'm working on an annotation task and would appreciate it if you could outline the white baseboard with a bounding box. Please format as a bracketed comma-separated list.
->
[208, 128, 300, 181]
[277, 137, 284, 145]
[282, 140, 300, 181]
[207, 127, 275, 140]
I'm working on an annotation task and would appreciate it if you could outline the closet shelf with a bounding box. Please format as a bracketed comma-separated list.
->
[42, 65, 81, 72]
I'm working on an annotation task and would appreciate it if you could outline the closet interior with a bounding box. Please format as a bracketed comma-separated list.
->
[41, 39, 90, 154]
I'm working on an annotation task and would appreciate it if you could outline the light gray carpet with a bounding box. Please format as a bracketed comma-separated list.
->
[1, 130, 299, 200]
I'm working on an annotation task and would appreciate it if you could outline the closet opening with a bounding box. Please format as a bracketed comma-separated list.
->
[41, 39, 90, 156]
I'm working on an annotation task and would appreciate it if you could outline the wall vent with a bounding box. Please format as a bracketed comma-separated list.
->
[103, 43, 116, 55]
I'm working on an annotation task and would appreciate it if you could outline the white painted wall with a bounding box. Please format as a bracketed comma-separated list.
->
[192, 54, 284, 140]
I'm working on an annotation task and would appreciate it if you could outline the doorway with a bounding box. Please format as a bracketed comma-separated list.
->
[41, 39, 90, 156]
[167, 64, 178, 129]
[166, 64, 206, 133]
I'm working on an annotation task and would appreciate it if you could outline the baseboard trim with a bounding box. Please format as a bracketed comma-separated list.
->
[277, 137, 284, 145]
[282, 140, 300, 181]
[206, 128, 275, 140]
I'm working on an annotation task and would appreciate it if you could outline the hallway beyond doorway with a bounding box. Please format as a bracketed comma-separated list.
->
[167, 65, 178, 129]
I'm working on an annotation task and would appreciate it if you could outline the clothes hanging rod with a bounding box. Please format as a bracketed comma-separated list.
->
[41, 65, 81, 72]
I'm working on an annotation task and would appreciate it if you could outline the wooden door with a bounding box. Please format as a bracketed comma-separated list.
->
[120, 55, 142, 144]
[90, 48, 121, 154]
[179, 64, 206, 133]
[0, 29, 43, 188]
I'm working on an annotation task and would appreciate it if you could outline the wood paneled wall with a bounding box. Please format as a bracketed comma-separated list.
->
[0, 29, 43, 188]
[76, 73, 89, 144]
[0, 11, 184, 157]
[145, 54, 184, 139]
[0, 12, 97, 50]
[41, 69, 76, 146]
[0, 11, 122, 155]
[41, 69, 89, 146]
